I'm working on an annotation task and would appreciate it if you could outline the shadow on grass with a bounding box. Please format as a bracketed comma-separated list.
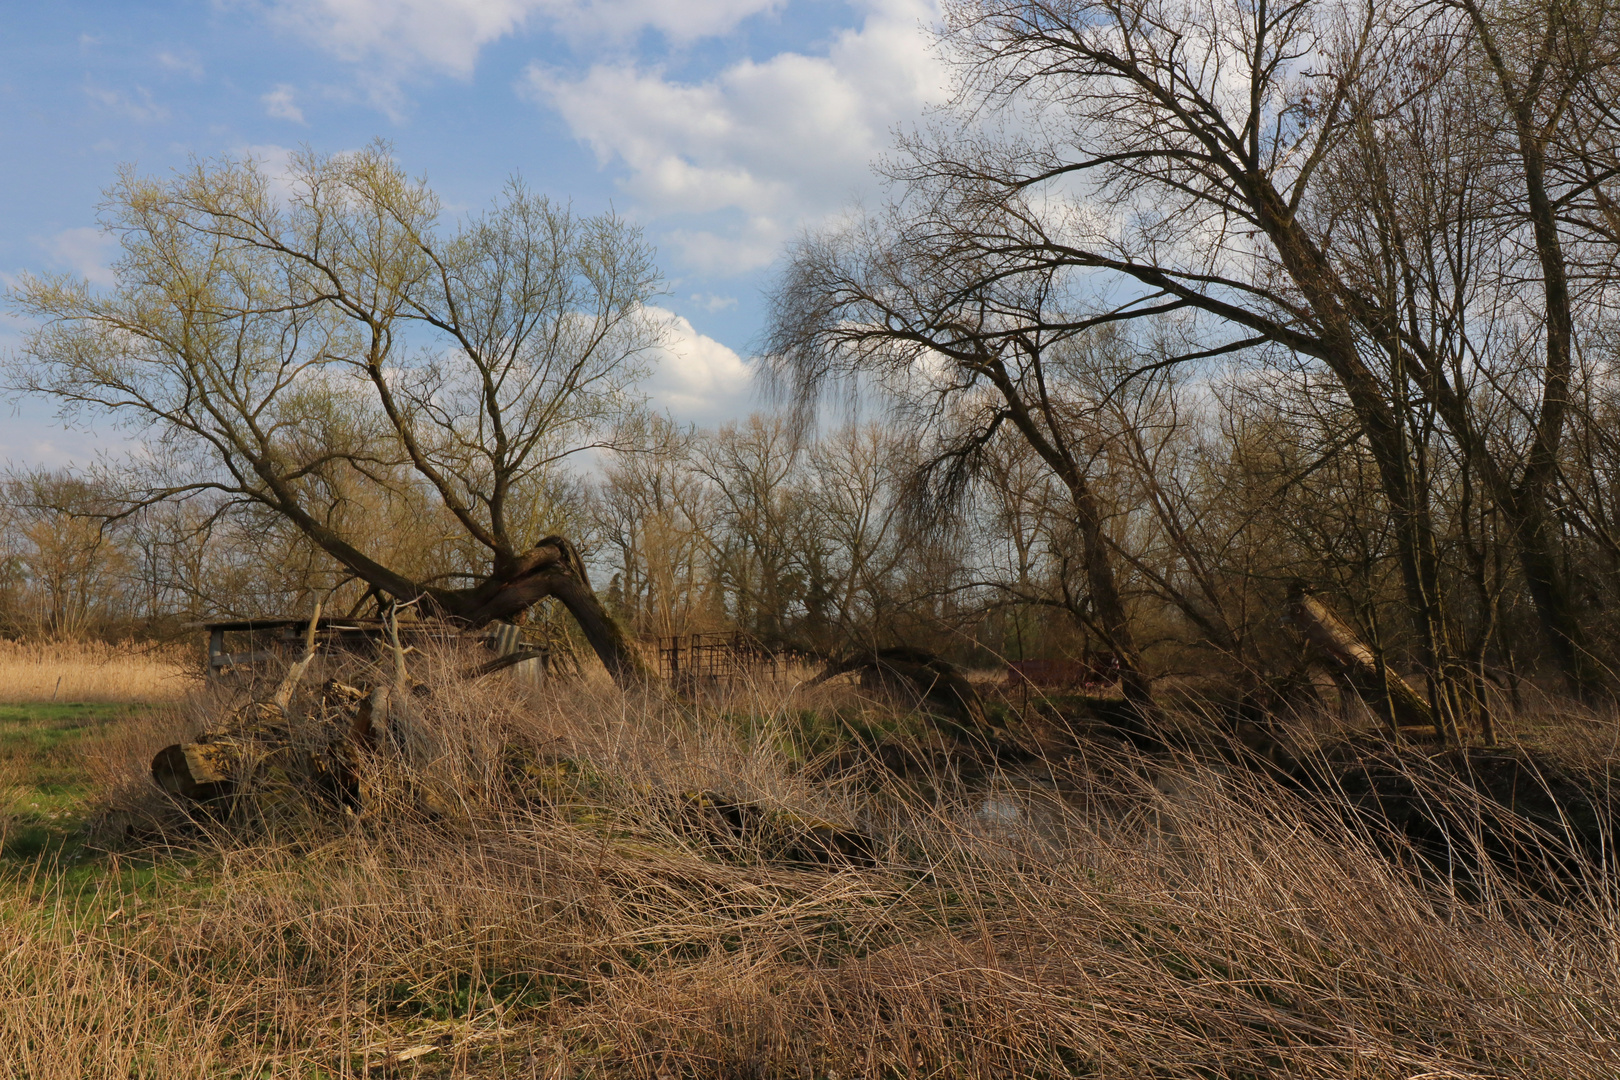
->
[1, 702, 156, 865]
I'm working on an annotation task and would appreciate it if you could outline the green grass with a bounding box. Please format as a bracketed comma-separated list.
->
[0, 702, 153, 864]
[0, 700, 148, 753]
[2, 701, 209, 920]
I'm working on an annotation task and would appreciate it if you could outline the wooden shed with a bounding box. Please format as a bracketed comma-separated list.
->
[195, 616, 521, 678]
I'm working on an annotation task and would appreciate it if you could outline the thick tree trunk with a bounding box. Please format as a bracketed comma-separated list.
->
[454, 536, 654, 685]
[1069, 477, 1157, 714]
[1250, 186, 1465, 734]
[1458, 0, 1601, 700]
[291, 532, 653, 687]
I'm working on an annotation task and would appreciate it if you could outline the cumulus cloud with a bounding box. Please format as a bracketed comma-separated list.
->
[41, 227, 120, 287]
[527, 0, 946, 273]
[262, 84, 307, 123]
[245, 1, 945, 275]
[642, 306, 755, 423]
[264, 0, 536, 80]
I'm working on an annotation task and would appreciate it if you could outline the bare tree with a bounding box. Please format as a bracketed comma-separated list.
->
[0, 471, 129, 639]
[770, 0, 1620, 722]
[806, 423, 914, 646]
[768, 227, 1162, 709]
[592, 414, 721, 639]
[1321, 0, 1620, 696]
[8, 146, 661, 680]
[696, 415, 820, 646]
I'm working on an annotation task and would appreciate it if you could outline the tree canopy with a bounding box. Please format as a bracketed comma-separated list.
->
[9, 145, 662, 675]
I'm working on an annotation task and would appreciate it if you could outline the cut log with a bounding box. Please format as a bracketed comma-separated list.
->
[1283, 588, 1433, 732]
[152, 693, 361, 809]
[152, 741, 238, 801]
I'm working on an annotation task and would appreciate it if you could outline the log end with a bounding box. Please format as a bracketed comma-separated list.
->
[152, 743, 236, 802]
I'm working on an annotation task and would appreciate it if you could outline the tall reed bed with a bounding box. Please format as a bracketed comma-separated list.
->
[0, 639, 193, 703]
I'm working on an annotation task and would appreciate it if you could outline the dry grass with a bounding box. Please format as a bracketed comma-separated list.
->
[0, 638, 195, 703]
[4, 655, 1619, 1078]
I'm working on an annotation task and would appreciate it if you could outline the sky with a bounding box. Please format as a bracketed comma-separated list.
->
[0, 0, 949, 469]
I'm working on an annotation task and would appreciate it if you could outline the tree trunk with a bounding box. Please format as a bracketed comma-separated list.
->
[1460, 0, 1601, 700]
[1284, 587, 1435, 734]
[985, 357, 1158, 716]
[293, 533, 653, 687]
[1250, 185, 1464, 733]
[456, 536, 653, 685]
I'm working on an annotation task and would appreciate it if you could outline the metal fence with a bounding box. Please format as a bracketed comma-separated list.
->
[655, 632, 807, 683]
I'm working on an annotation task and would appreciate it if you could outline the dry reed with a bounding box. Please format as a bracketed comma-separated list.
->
[4, 655, 1618, 1078]
[0, 639, 194, 703]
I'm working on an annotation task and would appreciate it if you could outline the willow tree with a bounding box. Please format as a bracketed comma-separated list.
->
[774, 0, 1620, 726]
[8, 145, 658, 682]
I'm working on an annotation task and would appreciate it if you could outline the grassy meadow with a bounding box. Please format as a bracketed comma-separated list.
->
[2, 641, 1618, 1078]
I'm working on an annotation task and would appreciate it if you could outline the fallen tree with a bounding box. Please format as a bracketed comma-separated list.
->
[1283, 586, 1439, 737]
[808, 646, 990, 736]
[454, 536, 650, 682]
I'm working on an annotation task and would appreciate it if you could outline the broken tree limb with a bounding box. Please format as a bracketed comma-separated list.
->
[270, 601, 323, 712]
[466, 648, 550, 681]
[1283, 588, 1433, 731]
[386, 599, 414, 692]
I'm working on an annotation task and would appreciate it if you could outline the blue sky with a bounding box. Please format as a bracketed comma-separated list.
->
[0, 0, 946, 467]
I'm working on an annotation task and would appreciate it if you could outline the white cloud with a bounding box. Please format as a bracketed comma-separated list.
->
[156, 50, 204, 77]
[238, 143, 298, 168]
[0, 413, 131, 471]
[41, 227, 120, 287]
[527, 0, 946, 273]
[232, 144, 305, 202]
[690, 292, 738, 313]
[84, 83, 170, 123]
[262, 84, 307, 123]
[550, 0, 786, 44]
[265, 0, 535, 79]
[258, 0, 782, 92]
[643, 306, 754, 422]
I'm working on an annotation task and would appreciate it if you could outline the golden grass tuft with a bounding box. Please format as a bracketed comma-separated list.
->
[0, 639, 194, 703]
